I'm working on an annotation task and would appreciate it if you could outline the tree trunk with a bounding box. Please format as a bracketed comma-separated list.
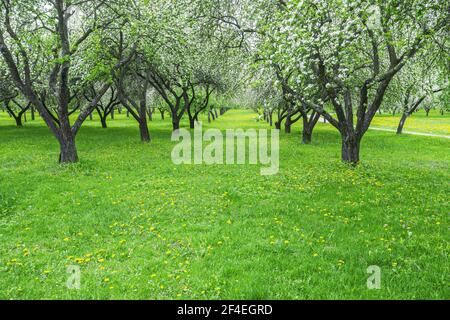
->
[301, 111, 319, 144]
[275, 121, 281, 130]
[15, 115, 23, 127]
[172, 119, 180, 131]
[89, 112, 93, 120]
[302, 129, 312, 144]
[139, 120, 150, 142]
[269, 112, 273, 126]
[284, 123, 291, 133]
[172, 112, 180, 131]
[214, 109, 218, 118]
[189, 118, 195, 129]
[208, 112, 211, 123]
[160, 110, 165, 120]
[302, 115, 312, 144]
[139, 94, 150, 143]
[341, 134, 360, 165]
[148, 107, 153, 121]
[59, 134, 79, 164]
[397, 113, 408, 134]
[111, 108, 115, 120]
[100, 116, 107, 128]
[31, 106, 35, 120]
[425, 109, 430, 117]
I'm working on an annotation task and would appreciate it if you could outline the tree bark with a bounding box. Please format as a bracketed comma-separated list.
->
[139, 119, 150, 141]
[139, 89, 150, 142]
[341, 133, 360, 165]
[301, 110, 320, 144]
[149, 108, 153, 121]
[15, 115, 23, 127]
[302, 128, 312, 144]
[284, 115, 291, 133]
[397, 113, 408, 134]
[100, 116, 107, 128]
[172, 111, 180, 131]
[302, 115, 312, 144]
[160, 109, 165, 120]
[59, 133, 78, 164]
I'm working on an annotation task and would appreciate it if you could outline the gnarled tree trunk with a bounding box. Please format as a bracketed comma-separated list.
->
[301, 110, 320, 144]
[341, 133, 360, 165]
[58, 132, 78, 164]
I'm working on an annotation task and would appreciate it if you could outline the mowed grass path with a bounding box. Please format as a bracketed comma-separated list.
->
[0, 109, 449, 299]
[370, 110, 450, 135]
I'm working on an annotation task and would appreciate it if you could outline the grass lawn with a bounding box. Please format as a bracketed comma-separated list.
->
[0, 109, 449, 299]
[370, 110, 450, 135]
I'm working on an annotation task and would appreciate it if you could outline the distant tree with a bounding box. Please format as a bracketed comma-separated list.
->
[84, 85, 120, 129]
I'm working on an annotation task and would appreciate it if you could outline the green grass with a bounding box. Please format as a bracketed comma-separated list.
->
[0, 109, 449, 299]
[370, 110, 450, 135]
